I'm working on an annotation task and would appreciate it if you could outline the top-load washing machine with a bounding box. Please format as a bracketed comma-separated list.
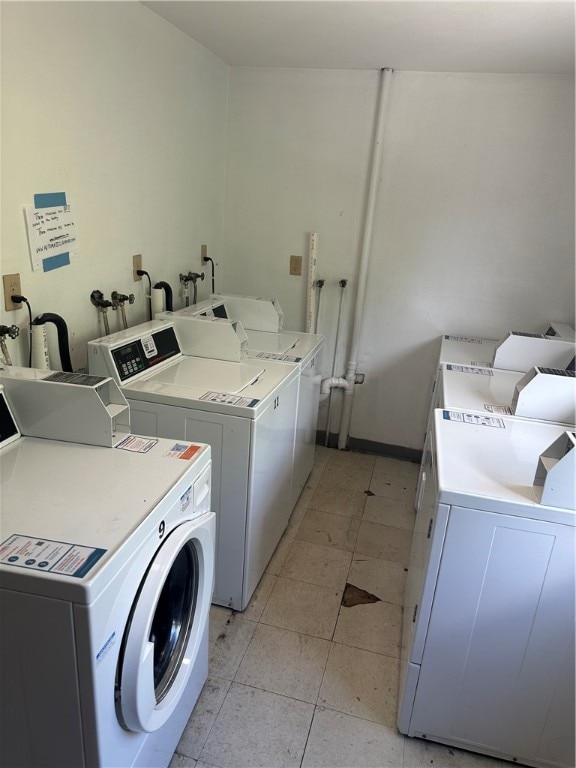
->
[156, 295, 325, 507]
[87, 319, 299, 611]
[399, 409, 575, 768]
[0, 372, 215, 768]
[415, 362, 576, 513]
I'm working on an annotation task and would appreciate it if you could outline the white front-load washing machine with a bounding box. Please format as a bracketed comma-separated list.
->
[87, 320, 299, 611]
[0, 383, 215, 768]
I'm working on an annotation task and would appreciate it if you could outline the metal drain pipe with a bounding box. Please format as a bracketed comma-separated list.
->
[338, 67, 394, 450]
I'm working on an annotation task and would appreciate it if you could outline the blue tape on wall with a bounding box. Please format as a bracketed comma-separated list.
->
[43, 252, 70, 272]
[34, 192, 67, 209]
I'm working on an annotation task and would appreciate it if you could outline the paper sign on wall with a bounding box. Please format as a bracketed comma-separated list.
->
[24, 192, 78, 272]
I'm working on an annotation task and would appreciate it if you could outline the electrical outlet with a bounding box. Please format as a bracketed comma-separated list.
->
[290, 255, 302, 276]
[133, 254, 142, 281]
[3, 273, 22, 311]
[201, 244, 208, 262]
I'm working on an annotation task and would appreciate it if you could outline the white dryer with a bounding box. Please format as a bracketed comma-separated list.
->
[399, 409, 575, 768]
[158, 299, 325, 507]
[0, 383, 214, 768]
[88, 320, 299, 611]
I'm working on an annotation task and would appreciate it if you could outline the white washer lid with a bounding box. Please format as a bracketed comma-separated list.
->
[147, 356, 264, 394]
[246, 330, 298, 354]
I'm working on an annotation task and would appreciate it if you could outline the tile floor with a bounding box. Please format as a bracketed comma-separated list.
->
[170, 446, 511, 768]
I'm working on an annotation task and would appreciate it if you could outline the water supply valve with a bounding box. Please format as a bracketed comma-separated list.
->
[110, 291, 135, 308]
[110, 291, 135, 330]
[0, 324, 19, 366]
[0, 324, 20, 340]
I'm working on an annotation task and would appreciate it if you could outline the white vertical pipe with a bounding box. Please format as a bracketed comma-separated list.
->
[338, 67, 394, 450]
[305, 232, 318, 333]
[151, 287, 164, 317]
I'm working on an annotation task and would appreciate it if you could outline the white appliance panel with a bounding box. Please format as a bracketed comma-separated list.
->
[409, 505, 575, 767]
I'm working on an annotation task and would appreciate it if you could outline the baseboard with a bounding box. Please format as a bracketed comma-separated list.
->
[316, 430, 422, 464]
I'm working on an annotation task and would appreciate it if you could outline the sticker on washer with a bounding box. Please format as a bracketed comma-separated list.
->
[0, 534, 106, 578]
[484, 404, 513, 415]
[96, 632, 116, 665]
[199, 391, 259, 407]
[180, 484, 193, 512]
[442, 410, 505, 428]
[141, 335, 158, 358]
[470, 361, 493, 368]
[443, 335, 483, 343]
[254, 352, 302, 363]
[446, 364, 493, 375]
[165, 443, 202, 460]
[116, 435, 158, 453]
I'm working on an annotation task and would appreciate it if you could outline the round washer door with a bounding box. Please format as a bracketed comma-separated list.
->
[117, 516, 214, 733]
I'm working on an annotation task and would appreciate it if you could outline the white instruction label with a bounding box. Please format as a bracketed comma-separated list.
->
[200, 391, 259, 407]
[470, 361, 493, 368]
[0, 534, 106, 578]
[444, 335, 483, 343]
[447, 364, 493, 376]
[141, 335, 158, 358]
[117, 435, 158, 453]
[484, 404, 513, 415]
[255, 352, 301, 362]
[442, 410, 505, 428]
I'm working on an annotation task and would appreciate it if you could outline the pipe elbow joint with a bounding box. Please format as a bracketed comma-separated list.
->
[320, 376, 351, 396]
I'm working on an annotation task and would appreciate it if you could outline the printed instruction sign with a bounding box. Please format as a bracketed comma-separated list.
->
[24, 192, 78, 272]
[0, 534, 106, 578]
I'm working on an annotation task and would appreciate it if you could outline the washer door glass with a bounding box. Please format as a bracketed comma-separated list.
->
[116, 518, 213, 733]
[150, 540, 198, 702]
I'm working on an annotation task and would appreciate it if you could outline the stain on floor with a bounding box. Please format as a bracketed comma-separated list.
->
[341, 582, 381, 607]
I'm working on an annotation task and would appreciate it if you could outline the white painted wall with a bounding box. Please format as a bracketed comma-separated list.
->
[2, 10, 573, 453]
[222, 68, 575, 451]
[1, 1, 228, 370]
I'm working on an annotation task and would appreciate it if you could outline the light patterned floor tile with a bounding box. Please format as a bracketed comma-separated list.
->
[296, 507, 360, 551]
[176, 677, 231, 760]
[334, 600, 403, 657]
[208, 612, 257, 680]
[348, 554, 407, 606]
[318, 642, 400, 727]
[309, 481, 368, 518]
[326, 450, 377, 472]
[302, 707, 406, 767]
[403, 737, 505, 767]
[266, 528, 297, 576]
[199, 682, 314, 768]
[169, 754, 197, 767]
[370, 472, 417, 503]
[241, 572, 277, 621]
[373, 455, 420, 482]
[235, 623, 331, 703]
[280, 539, 352, 590]
[363, 494, 417, 531]
[321, 462, 374, 491]
[355, 521, 413, 565]
[260, 576, 342, 639]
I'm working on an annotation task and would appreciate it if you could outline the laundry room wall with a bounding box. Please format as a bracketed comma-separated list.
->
[222, 68, 575, 454]
[1, 2, 229, 370]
